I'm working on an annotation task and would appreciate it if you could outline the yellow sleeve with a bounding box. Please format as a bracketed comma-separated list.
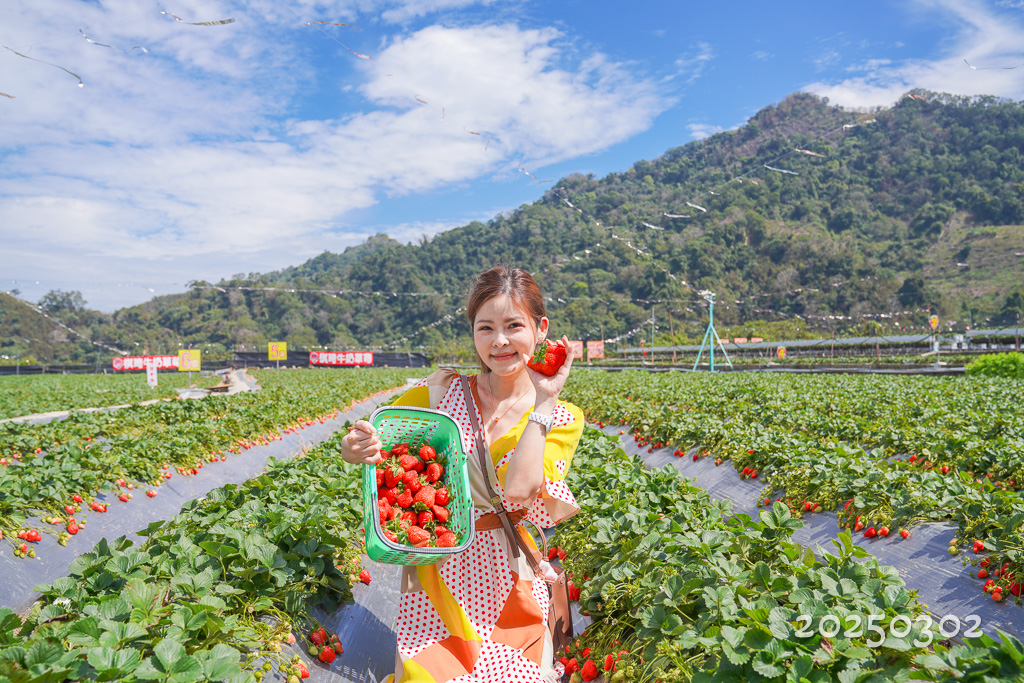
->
[526, 401, 584, 527]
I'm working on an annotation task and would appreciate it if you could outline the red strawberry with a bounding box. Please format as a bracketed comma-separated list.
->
[64, 505, 75, 515]
[67, 522, 79, 535]
[399, 454, 420, 472]
[392, 443, 409, 456]
[419, 444, 437, 461]
[318, 646, 336, 664]
[310, 628, 327, 646]
[567, 582, 581, 600]
[72, 494, 83, 504]
[407, 526, 430, 546]
[384, 462, 404, 488]
[581, 659, 599, 681]
[878, 526, 889, 537]
[557, 547, 567, 561]
[978, 569, 989, 578]
[565, 658, 579, 674]
[972, 540, 985, 553]
[119, 493, 130, 502]
[900, 529, 910, 538]
[436, 533, 458, 548]
[396, 490, 414, 509]
[399, 511, 417, 528]
[425, 463, 443, 483]
[402, 471, 422, 492]
[434, 487, 450, 506]
[359, 570, 371, 585]
[417, 510, 434, 527]
[414, 486, 436, 509]
[548, 546, 559, 561]
[434, 525, 450, 537]
[527, 340, 567, 376]
[854, 520, 864, 532]
[604, 653, 615, 671]
[146, 490, 157, 498]
[378, 501, 393, 524]
[381, 487, 399, 505]
[431, 504, 450, 524]
[864, 527, 877, 538]
[383, 529, 399, 542]
[376, 468, 385, 487]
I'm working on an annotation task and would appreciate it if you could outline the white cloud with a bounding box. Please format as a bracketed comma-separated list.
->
[673, 42, 714, 85]
[0, 4, 668, 310]
[806, 0, 1024, 108]
[687, 123, 724, 140]
[751, 50, 774, 62]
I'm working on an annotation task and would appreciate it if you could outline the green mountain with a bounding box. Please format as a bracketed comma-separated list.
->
[6, 91, 1024, 365]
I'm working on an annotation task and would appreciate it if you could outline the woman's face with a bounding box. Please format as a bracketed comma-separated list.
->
[473, 294, 548, 376]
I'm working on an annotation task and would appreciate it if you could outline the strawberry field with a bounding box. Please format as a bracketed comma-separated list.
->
[0, 368, 421, 552]
[2, 367, 1024, 682]
[0, 372, 221, 421]
[562, 371, 1024, 613]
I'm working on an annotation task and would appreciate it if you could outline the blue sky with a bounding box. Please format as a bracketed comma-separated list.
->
[2, 0, 1023, 312]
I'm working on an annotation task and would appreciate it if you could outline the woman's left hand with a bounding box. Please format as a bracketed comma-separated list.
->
[525, 334, 573, 405]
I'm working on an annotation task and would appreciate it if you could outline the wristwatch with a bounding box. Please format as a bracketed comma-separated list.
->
[528, 411, 554, 433]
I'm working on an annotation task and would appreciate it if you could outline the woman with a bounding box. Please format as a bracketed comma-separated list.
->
[341, 266, 583, 683]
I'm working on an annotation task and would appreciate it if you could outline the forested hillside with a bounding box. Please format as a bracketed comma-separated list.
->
[5, 91, 1024, 364]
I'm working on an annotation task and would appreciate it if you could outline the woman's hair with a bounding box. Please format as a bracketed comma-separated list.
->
[466, 266, 546, 371]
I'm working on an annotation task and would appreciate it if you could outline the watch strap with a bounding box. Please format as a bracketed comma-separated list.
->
[528, 411, 554, 432]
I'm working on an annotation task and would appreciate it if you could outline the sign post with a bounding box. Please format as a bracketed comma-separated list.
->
[777, 346, 787, 360]
[268, 341, 287, 373]
[178, 349, 201, 387]
[146, 360, 158, 388]
[930, 315, 939, 367]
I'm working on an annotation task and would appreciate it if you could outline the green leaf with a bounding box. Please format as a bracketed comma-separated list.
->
[154, 637, 186, 672]
[86, 647, 142, 680]
[67, 617, 104, 647]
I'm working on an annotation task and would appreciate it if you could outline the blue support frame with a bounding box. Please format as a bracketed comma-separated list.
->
[692, 291, 733, 372]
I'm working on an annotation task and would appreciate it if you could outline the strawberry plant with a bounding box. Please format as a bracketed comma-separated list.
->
[0, 427, 368, 681]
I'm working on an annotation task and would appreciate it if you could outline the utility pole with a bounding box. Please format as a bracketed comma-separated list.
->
[669, 310, 676, 365]
[651, 306, 655, 365]
[1017, 312, 1020, 352]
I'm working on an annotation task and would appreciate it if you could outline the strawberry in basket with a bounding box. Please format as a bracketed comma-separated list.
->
[375, 442, 460, 549]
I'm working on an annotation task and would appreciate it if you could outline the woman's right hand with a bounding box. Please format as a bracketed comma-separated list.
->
[341, 420, 383, 465]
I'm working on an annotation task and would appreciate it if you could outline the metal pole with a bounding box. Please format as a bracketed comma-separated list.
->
[1017, 312, 1020, 351]
[651, 307, 655, 365]
[709, 297, 715, 372]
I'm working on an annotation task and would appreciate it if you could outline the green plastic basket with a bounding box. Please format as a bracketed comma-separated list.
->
[363, 405, 475, 565]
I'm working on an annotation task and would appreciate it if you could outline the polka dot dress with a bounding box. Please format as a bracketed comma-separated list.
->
[387, 369, 584, 683]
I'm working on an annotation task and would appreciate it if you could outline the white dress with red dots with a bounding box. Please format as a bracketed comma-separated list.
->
[384, 369, 583, 683]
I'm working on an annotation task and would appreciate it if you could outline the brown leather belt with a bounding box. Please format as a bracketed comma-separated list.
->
[475, 509, 526, 531]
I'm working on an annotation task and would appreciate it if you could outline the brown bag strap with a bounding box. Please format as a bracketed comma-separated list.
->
[459, 373, 521, 559]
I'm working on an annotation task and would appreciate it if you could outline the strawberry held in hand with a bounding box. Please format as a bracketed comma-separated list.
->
[527, 339, 567, 376]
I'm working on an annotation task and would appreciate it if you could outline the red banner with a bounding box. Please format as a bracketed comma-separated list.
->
[112, 355, 179, 371]
[309, 351, 374, 366]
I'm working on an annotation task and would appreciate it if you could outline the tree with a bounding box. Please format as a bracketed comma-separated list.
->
[39, 289, 86, 313]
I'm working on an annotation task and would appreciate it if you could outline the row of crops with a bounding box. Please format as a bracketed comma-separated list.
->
[4, 423, 1022, 682]
[554, 429, 1024, 683]
[0, 368, 422, 547]
[562, 370, 1024, 610]
[0, 373, 222, 421]
[0, 428, 364, 682]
